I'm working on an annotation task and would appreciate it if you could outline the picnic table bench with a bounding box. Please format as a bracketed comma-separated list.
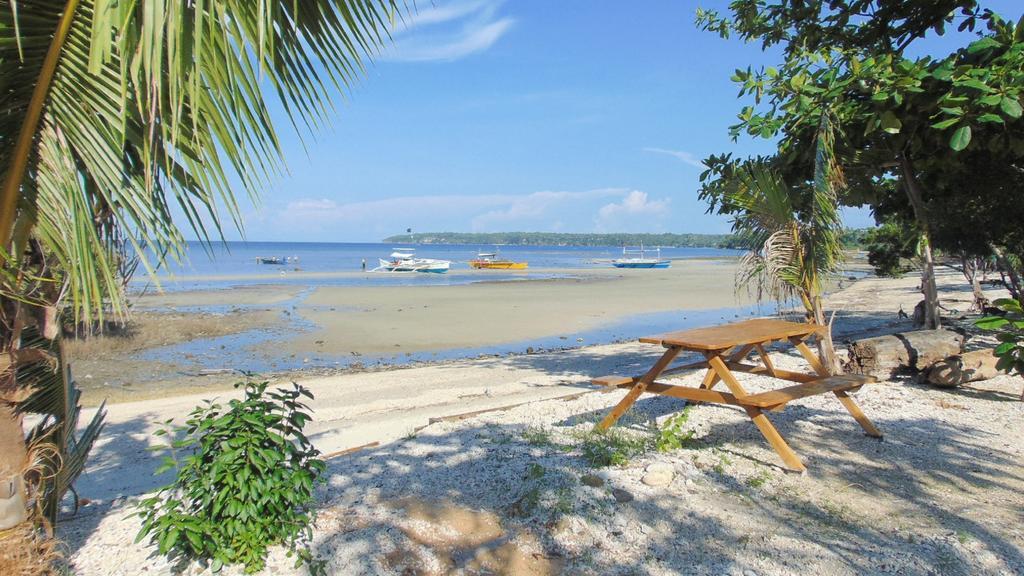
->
[593, 318, 881, 472]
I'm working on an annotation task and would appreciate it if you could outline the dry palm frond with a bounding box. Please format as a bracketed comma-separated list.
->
[0, 522, 63, 576]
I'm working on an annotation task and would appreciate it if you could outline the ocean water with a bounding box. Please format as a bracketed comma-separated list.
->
[133, 241, 742, 291]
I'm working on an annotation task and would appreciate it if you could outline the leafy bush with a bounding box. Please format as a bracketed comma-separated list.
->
[655, 408, 695, 453]
[863, 219, 918, 277]
[137, 381, 325, 574]
[976, 298, 1024, 377]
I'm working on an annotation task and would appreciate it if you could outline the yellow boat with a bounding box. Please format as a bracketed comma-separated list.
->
[469, 251, 528, 270]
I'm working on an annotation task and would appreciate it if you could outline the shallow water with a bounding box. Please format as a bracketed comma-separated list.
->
[134, 241, 742, 291]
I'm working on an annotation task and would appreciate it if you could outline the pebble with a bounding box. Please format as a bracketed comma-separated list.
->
[611, 488, 633, 503]
[641, 463, 674, 487]
[581, 474, 604, 488]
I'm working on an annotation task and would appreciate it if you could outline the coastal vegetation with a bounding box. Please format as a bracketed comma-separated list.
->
[384, 230, 872, 250]
[0, 0, 400, 570]
[710, 112, 847, 373]
[697, 0, 1024, 329]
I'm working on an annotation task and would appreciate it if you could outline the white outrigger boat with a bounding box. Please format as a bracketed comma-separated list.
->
[611, 244, 671, 269]
[372, 248, 450, 273]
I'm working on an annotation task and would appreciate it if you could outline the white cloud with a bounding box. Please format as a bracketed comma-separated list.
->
[469, 189, 625, 230]
[643, 147, 704, 168]
[275, 188, 668, 239]
[385, 1, 514, 63]
[595, 190, 671, 231]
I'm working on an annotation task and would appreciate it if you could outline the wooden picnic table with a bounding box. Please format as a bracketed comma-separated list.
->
[593, 318, 882, 472]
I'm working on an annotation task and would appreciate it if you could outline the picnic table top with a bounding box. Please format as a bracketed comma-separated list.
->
[638, 318, 824, 351]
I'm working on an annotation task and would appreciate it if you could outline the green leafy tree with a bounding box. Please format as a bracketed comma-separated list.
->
[863, 217, 918, 277]
[0, 0, 399, 543]
[697, 1, 1024, 329]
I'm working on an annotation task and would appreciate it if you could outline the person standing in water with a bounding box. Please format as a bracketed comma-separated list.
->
[361, 258, 366, 271]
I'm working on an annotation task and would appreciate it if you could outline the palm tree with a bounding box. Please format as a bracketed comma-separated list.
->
[0, 0, 401, 542]
[724, 112, 846, 373]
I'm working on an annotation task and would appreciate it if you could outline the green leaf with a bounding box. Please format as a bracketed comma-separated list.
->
[995, 342, 1016, 355]
[975, 316, 1009, 329]
[931, 117, 959, 130]
[977, 113, 1005, 124]
[967, 36, 1001, 54]
[1000, 97, 1023, 119]
[950, 125, 972, 151]
[879, 111, 902, 134]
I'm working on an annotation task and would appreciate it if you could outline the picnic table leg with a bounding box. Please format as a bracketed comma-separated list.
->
[698, 345, 754, 393]
[596, 346, 682, 431]
[708, 355, 807, 472]
[745, 406, 806, 472]
[791, 337, 884, 439]
[833, 391, 883, 438]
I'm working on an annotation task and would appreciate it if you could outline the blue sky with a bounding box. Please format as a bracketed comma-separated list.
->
[225, 0, 1022, 242]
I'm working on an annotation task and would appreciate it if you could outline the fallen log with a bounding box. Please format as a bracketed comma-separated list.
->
[846, 330, 964, 379]
[924, 349, 1001, 388]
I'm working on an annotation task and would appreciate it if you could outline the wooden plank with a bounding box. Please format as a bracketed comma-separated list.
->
[741, 375, 874, 408]
[596, 346, 682, 431]
[323, 441, 380, 460]
[745, 406, 806, 472]
[707, 355, 751, 399]
[726, 362, 817, 383]
[641, 381, 744, 406]
[791, 338, 829, 377]
[755, 344, 777, 377]
[640, 319, 823, 351]
[592, 375, 635, 387]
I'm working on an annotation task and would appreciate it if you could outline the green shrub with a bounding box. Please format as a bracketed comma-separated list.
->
[136, 381, 325, 574]
[863, 218, 918, 277]
[977, 298, 1024, 377]
[655, 408, 695, 453]
[578, 428, 651, 467]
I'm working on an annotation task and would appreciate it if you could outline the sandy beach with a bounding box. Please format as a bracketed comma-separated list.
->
[60, 264, 1024, 575]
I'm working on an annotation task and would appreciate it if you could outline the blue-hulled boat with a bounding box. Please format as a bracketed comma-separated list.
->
[611, 244, 671, 269]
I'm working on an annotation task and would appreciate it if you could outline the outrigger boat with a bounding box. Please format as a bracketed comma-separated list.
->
[373, 248, 450, 273]
[611, 244, 670, 269]
[469, 249, 528, 270]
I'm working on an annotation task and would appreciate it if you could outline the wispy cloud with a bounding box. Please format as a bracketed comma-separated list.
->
[385, 1, 514, 63]
[275, 188, 669, 239]
[643, 147, 704, 168]
[595, 190, 671, 231]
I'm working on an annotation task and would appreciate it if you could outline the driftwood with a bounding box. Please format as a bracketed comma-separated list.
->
[924, 349, 1001, 388]
[846, 330, 964, 379]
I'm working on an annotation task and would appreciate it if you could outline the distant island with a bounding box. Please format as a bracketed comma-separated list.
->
[383, 232, 738, 248]
[383, 230, 871, 249]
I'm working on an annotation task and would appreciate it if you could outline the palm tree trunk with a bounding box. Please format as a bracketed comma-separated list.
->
[898, 152, 940, 329]
[809, 294, 839, 375]
[0, 0, 81, 251]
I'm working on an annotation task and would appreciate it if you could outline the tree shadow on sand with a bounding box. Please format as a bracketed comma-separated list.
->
[305, 382, 1024, 575]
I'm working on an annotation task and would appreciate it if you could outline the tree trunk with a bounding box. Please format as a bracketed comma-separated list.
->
[898, 152, 940, 329]
[846, 329, 964, 379]
[990, 244, 1022, 301]
[0, 403, 28, 530]
[810, 295, 839, 375]
[960, 256, 988, 311]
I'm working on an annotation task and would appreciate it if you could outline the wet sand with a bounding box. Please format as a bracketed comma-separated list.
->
[70, 260, 759, 404]
[283, 261, 753, 355]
